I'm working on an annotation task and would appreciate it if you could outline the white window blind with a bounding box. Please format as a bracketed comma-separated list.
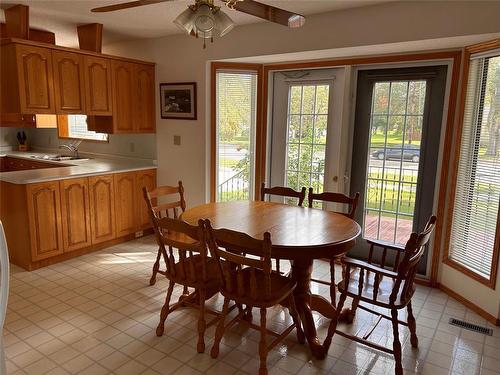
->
[449, 51, 500, 280]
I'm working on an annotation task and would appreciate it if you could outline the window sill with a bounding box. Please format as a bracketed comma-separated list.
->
[442, 257, 496, 289]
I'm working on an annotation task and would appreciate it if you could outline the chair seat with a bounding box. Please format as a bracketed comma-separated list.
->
[222, 267, 296, 308]
[169, 255, 221, 288]
[338, 269, 413, 308]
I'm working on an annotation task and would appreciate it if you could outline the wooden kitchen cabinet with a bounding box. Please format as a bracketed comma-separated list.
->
[111, 60, 135, 133]
[134, 64, 156, 133]
[0, 43, 55, 115]
[52, 51, 86, 114]
[89, 174, 116, 244]
[114, 172, 137, 237]
[26, 181, 64, 261]
[136, 169, 157, 230]
[84, 55, 113, 115]
[60, 178, 92, 252]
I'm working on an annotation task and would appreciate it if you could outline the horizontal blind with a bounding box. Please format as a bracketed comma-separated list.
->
[449, 53, 500, 279]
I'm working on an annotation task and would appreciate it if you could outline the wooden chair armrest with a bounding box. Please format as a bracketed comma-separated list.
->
[366, 239, 405, 252]
[341, 257, 398, 278]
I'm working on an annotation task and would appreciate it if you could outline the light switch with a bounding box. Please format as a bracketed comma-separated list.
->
[173, 135, 181, 145]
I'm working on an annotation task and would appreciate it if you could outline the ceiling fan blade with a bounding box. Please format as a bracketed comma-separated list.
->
[91, 0, 171, 13]
[226, 0, 305, 28]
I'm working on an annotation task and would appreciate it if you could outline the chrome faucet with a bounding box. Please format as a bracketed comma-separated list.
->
[59, 140, 82, 158]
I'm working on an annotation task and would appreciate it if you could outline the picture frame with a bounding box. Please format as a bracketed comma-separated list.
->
[160, 82, 197, 120]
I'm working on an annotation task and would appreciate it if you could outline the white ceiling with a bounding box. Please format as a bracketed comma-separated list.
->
[0, 0, 391, 47]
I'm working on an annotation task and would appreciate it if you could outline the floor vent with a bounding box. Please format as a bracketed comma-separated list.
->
[449, 318, 493, 336]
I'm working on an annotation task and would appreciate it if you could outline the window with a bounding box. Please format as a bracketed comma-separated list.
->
[285, 83, 329, 206]
[215, 70, 257, 202]
[58, 115, 108, 142]
[448, 50, 500, 286]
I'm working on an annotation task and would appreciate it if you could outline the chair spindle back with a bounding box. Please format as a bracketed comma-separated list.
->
[307, 189, 360, 219]
[204, 220, 273, 301]
[260, 182, 306, 207]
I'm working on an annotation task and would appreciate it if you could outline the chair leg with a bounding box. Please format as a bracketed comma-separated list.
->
[346, 298, 360, 324]
[329, 259, 336, 305]
[287, 295, 305, 344]
[149, 246, 162, 285]
[259, 308, 268, 375]
[197, 289, 207, 353]
[390, 308, 403, 375]
[211, 296, 230, 358]
[183, 285, 189, 295]
[156, 280, 175, 336]
[323, 289, 347, 351]
[407, 301, 418, 348]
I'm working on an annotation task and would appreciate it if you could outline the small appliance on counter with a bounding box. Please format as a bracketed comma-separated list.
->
[16, 131, 27, 151]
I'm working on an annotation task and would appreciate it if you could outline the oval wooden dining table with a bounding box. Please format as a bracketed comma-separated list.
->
[181, 200, 361, 359]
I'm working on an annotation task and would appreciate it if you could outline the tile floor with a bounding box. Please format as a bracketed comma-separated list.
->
[3, 235, 500, 375]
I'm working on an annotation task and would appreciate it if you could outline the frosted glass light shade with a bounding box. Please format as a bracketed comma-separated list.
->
[173, 7, 195, 33]
[214, 9, 234, 37]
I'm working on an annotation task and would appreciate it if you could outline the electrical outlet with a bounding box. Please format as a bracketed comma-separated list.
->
[129, 142, 135, 152]
[173, 135, 181, 145]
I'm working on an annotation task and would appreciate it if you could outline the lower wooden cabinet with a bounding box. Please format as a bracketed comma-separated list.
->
[136, 169, 157, 230]
[89, 174, 116, 244]
[26, 181, 64, 261]
[60, 178, 92, 252]
[0, 168, 156, 270]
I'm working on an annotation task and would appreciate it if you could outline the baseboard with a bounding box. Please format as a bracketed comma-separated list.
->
[438, 283, 499, 326]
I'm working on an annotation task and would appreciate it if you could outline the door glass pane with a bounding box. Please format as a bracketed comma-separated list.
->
[216, 71, 257, 202]
[285, 84, 330, 206]
[364, 80, 426, 244]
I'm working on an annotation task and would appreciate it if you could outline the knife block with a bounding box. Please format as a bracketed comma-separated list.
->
[18, 144, 28, 152]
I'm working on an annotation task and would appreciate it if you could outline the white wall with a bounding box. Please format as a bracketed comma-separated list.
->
[104, 1, 500, 319]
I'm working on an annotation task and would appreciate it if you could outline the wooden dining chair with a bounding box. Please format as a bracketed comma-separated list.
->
[323, 216, 437, 375]
[151, 216, 225, 353]
[308, 189, 360, 305]
[260, 182, 306, 207]
[143, 181, 186, 286]
[261, 182, 306, 273]
[204, 220, 305, 375]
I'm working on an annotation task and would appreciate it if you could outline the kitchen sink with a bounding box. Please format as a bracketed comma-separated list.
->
[30, 155, 90, 161]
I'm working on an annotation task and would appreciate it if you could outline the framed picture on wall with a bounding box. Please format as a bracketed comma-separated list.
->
[160, 82, 197, 120]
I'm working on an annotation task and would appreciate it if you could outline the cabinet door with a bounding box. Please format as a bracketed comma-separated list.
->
[136, 169, 157, 230]
[112, 60, 135, 133]
[52, 51, 86, 114]
[60, 178, 92, 252]
[89, 175, 116, 244]
[114, 172, 137, 237]
[26, 181, 64, 261]
[84, 56, 113, 115]
[134, 64, 156, 133]
[15, 45, 55, 114]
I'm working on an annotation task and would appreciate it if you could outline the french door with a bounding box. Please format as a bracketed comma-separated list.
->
[268, 68, 345, 203]
[350, 66, 448, 274]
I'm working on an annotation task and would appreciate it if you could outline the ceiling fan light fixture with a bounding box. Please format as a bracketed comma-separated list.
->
[288, 14, 305, 28]
[194, 4, 216, 33]
[173, 7, 196, 33]
[213, 9, 235, 37]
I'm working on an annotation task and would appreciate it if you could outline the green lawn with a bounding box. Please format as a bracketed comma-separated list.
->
[370, 132, 421, 148]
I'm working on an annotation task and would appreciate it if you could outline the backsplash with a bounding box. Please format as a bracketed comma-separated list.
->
[1, 127, 157, 160]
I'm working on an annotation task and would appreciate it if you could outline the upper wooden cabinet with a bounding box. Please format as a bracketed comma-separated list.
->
[84, 56, 113, 116]
[1, 40, 155, 132]
[112, 60, 135, 133]
[134, 64, 156, 133]
[26, 181, 64, 261]
[0, 43, 55, 115]
[52, 51, 86, 114]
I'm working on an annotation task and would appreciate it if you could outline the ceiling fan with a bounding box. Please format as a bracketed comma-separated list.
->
[91, 0, 305, 48]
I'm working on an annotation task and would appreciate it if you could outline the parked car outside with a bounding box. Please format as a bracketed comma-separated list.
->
[371, 144, 420, 162]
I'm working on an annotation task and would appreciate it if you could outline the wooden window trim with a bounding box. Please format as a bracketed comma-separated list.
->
[210, 62, 263, 202]
[442, 39, 500, 289]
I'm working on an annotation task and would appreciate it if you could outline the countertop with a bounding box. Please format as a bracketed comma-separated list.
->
[0, 151, 157, 184]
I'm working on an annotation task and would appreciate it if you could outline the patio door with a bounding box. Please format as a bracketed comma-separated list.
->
[349, 66, 447, 274]
[268, 68, 345, 203]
